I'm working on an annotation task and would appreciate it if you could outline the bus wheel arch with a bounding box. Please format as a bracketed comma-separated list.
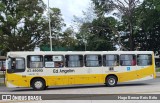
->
[105, 74, 118, 87]
[30, 77, 46, 90]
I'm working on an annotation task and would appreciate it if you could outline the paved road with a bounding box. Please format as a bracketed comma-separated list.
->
[0, 78, 160, 94]
[0, 79, 160, 103]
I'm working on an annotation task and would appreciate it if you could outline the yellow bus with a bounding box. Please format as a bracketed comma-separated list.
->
[5, 51, 156, 90]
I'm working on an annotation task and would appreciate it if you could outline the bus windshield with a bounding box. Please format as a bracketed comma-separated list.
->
[7, 57, 12, 70]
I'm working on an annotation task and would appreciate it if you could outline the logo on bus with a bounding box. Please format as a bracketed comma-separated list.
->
[127, 67, 131, 71]
[53, 69, 75, 74]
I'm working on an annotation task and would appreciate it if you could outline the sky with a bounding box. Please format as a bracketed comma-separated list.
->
[43, 0, 91, 27]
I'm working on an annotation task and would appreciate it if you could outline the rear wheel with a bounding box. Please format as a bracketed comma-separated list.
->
[31, 78, 46, 90]
[105, 76, 117, 87]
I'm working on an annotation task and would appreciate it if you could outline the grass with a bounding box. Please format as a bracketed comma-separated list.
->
[156, 68, 160, 72]
[0, 71, 5, 78]
[0, 74, 5, 78]
[0, 74, 4, 78]
[0, 83, 5, 86]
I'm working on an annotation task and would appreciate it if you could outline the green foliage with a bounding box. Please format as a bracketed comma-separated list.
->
[92, 0, 114, 17]
[1, 0, 160, 54]
[40, 7, 65, 48]
[92, 0, 142, 51]
[0, 0, 65, 55]
[91, 0, 160, 53]
[40, 27, 77, 51]
[50, 8, 66, 35]
[61, 28, 77, 47]
[77, 17, 116, 51]
[134, 0, 160, 54]
[156, 68, 160, 72]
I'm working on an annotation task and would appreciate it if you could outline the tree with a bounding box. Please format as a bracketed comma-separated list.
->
[76, 22, 93, 51]
[134, 0, 160, 54]
[0, 0, 46, 54]
[61, 27, 78, 50]
[73, 2, 98, 51]
[77, 17, 116, 51]
[92, 0, 141, 50]
[74, 1, 116, 51]
[0, 0, 65, 55]
[40, 7, 65, 50]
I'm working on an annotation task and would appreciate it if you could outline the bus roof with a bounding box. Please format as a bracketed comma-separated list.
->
[7, 51, 154, 57]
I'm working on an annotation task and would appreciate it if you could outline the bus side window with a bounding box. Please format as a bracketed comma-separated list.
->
[103, 54, 119, 66]
[44, 55, 64, 68]
[120, 54, 136, 66]
[137, 54, 152, 66]
[85, 55, 102, 67]
[65, 55, 83, 67]
[131, 56, 136, 66]
[27, 55, 43, 68]
[15, 58, 25, 70]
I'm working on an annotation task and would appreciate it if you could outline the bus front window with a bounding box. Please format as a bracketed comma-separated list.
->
[7, 57, 25, 73]
[7, 58, 17, 69]
[7, 58, 12, 70]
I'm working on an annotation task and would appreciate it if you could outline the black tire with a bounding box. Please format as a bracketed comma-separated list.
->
[44, 86, 48, 90]
[31, 78, 46, 90]
[105, 76, 117, 87]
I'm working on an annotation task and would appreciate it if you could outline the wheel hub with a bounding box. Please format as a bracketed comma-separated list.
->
[109, 78, 115, 85]
[34, 81, 43, 89]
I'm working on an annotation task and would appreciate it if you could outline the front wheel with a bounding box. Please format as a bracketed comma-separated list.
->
[31, 79, 46, 90]
[105, 76, 117, 87]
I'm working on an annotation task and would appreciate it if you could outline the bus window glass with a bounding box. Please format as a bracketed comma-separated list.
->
[0, 61, 2, 70]
[27, 55, 43, 68]
[120, 54, 136, 66]
[16, 58, 25, 69]
[85, 55, 102, 67]
[31, 56, 42, 62]
[3, 61, 6, 68]
[137, 54, 152, 66]
[103, 55, 119, 66]
[44, 55, 64, 68]
[0, 61, 5, 70]
[65, 55, 83, 67]
[7, 58, 25, 70]
[7, 58, 12, 69]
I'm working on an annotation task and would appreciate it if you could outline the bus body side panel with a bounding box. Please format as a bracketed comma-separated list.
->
[6, 73, 31, 87]
[117, 65, 154, 82]
[6, 65, 154, 88]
